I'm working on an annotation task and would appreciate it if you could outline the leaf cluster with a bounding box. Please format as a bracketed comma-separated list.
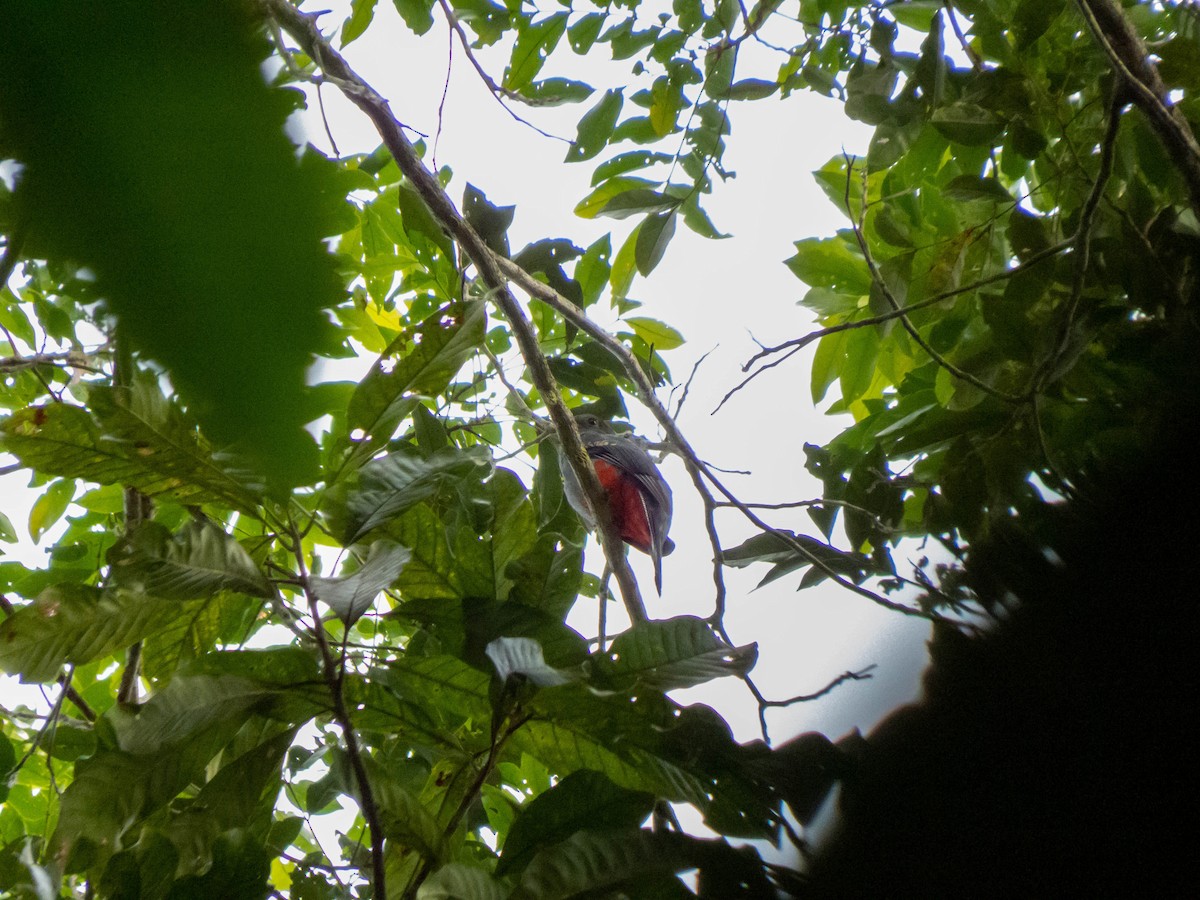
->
[3, 0, 1198, 897]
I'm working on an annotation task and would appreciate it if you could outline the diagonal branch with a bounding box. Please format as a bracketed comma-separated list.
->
[264, 0, 946, 639]
[263, 0, 648, 623]
[1075, 0, 1200, 217]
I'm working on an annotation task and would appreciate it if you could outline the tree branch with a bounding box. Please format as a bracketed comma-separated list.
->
[264, 0, 949, 637]
[263, 0, 649, 623]
[290, 523, 387, 896]
[760, 665, 877, 707]
[1075, 0, 1200, 217]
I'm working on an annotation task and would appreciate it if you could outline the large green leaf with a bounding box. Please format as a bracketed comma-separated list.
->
[310, 538, 411, 624]
[565, 89, 624, 162]
[498, 770, 654, 877]
[417, 863, 507, 900]
[385, 503, 464, 599]
[591, 616, 758, 692]
[634, 210, 677, 276]
[323, 444, 492, 544]
[0, 585, 197, 683]
[0, 400, 263, 515]
[111, 673, 287, 755]
[503, 12, 570, 92]
[511, 829, 728, 899]
[348, 299, 487, 454]
[485, 636, 573, 687]
[192, 727, 297, 830]
[371, 762, 448, 861]
[384, 654, 492, 723]
[108, 520, 273, 601]
[0, 0, 340, 489]
[511, 700, 709, 808]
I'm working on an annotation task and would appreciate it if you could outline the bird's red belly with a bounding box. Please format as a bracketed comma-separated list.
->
[593, 459, 653, 552]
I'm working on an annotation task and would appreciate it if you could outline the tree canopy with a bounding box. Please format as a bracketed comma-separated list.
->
[2, 0, 1197, 896]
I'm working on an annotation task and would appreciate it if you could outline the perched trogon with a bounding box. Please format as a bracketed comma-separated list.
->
[558, 413, 674, 594]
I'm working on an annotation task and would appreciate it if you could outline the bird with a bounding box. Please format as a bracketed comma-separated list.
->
[557, 413, 673, 594]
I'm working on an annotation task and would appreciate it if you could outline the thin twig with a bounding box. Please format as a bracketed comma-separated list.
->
[6, 665, 76, 779]
[670, 346, 714, 419]
[716, 237, 1071, 413]
[1037, 90, 1123, 388]
[114, 327, 151, 705]
[942, 1, 983, 71]
[760, 665, 877, 707]
[844, 153, 1024, 404]
[435, 0, 571, 142]
[290, 522, 387, 896]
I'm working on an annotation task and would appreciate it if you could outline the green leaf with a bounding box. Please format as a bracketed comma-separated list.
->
[192, 728, 296, 830]
[598, 190, 678, 221]
[504, 12, 569, 92]
[634, 210, 677, 276]
[521, 77, 595, 106]
[111, 673, 284, 755]
[811, 328, 849, 405]
[513, 829, 708, 898]
[609, 226, 640, 301]
[310, 539, 411, 625]
[393, 0, 436, 35]
[0, 2, 341, 490]
[396, 182, 458, 263]
[593, 616, 757, 691]
[575, 176, 657, 218]
[0, 510, 19, 543]
[108, 520, 273, 601]
[0, 585, 203, 683]
[568, 13, 606, 54]
[725, 78, 779, 100]
[342, 0, 378, 46]
[0, 733, 14, 803]
[348, 299, 487, 452]
[324, 445, 492, 544]
[942, 175, 1013, 203]
[786, 236, 871, 295]
[28, 478, 74, 543]
[566, 89, 624, 163]
[511, 692, 712, 808]
[498, 770, 655, 877]
[931, 102, 1004, 146]
[463, 184, 515, 256]
[384, 654, 492, 721]
[506, 535, 585, 620]
[373, 763, 449, 860]
[722, 530, 878, 589]
[418, 863, 506, 900]
[485, 636, 573, 687]
[624, 317, 684, 352]
[591, 151, 673, 185]
[1, 399, 263, 516]
[140, 592, 245, 684]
